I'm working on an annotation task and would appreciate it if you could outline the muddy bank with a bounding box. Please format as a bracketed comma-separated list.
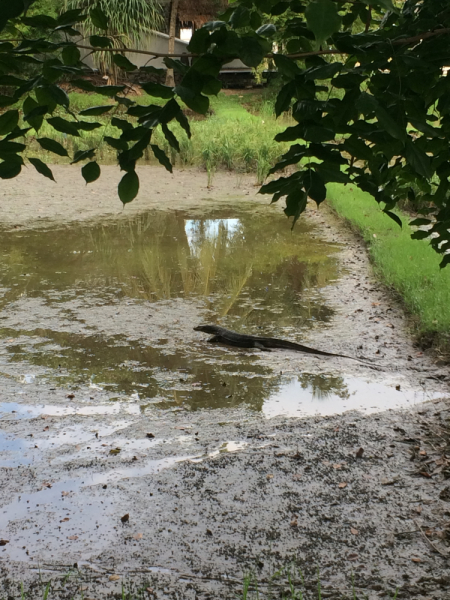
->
[0, 166, 449, 599]
[2, 401, 450, 599]
[0, 165, 260, 228]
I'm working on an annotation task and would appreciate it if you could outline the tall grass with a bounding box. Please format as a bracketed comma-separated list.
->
[22, 91, 289, 179]
[327, 183, 450, 347]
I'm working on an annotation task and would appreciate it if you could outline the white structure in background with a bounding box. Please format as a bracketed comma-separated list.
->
[179, 28, 193, 42]
[81, 29, 251, 78]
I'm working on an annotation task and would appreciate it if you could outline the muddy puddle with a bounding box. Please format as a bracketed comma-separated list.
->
[0, 205, 439, 419]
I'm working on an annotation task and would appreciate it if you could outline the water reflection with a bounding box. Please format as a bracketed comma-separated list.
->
[263, 375, 431, 418]
[0, 207, 361, 413]
[0, 208, 339, 331]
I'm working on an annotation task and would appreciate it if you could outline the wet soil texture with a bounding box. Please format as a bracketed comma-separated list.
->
[0, 166, 449, 599]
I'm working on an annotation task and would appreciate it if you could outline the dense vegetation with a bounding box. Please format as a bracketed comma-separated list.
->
[0, 0, 450, 266]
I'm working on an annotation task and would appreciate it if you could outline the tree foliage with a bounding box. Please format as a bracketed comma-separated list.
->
[1, 0, 450, 265]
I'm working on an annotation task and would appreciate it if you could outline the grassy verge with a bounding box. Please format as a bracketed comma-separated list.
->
[327, 183, 450, 350]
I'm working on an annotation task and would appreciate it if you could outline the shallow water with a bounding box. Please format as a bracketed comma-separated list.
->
[0, 206, 438, 419]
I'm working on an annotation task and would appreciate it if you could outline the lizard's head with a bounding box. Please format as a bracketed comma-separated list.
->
[194, 324, 219, 334]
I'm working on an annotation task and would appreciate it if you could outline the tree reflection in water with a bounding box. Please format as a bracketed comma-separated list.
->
[0, 207, 345, 412]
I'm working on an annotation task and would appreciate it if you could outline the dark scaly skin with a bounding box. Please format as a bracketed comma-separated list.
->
[194, 324, 374, 365]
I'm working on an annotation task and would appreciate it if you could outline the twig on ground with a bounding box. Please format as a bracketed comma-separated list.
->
[412, 519, 448, 557]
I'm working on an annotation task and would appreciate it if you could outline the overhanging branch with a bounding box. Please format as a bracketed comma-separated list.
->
[2, 27, 449, 62]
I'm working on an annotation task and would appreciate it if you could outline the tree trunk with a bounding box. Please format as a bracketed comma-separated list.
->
[165, 0, 179, 87]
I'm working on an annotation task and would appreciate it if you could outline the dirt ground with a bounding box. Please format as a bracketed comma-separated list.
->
[1, 166, 450, 599]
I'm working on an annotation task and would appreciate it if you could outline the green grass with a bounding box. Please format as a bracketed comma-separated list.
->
[23, 91, 289, 181]
[327, 183, 450, 348]
[4, 568, 399, 600]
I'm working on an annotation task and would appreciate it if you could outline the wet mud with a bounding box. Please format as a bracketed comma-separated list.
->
[0, 166, 449, 599]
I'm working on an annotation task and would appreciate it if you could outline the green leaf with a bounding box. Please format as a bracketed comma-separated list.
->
[0, 0, 25, 33]
[29, 157, 55, 181]
[77, 121, 102, 131]
[112, 54, 137, 72]
[47, 117, 80, 137]
[94, 85, 126, 97]
[284, 191, 308, 227]
[22, 14, 57, 28]
[305, 0, 341, 48]
[203, 21, 226, 32]
[176, 111, 191, 139]
[72, 79, 95, 92]
[141, 82, 174, 99]
[0, 109, 19, 135]
[45, 84, 70, 108]
[405, 141, 432, 179]
[0, 75, 25, 86]
[104, 136, 128, 151]
[90, 7, 108, 31]
[439, 254, 450, 269]
[118, 170, 139, 204]
[23, 104, 49, 128]
[163, 58, 188, 75]
[37, 137, 69, 157]
[305, 63, 341, 80]
[111, 117, 133, 132]
[0, 95, 17, 108]
[162, 124, 180, 152]
[250, 10, 262, 30]
[71, 149, 96, 164]
[175, 87, 209, 115]
[256, 24, 276, 37]
[275, 81, 295, 117]
[0, 160, 21, 179]
[409, 118, 441, 139]
[271, 2, 290, 16]
[383, 210, 402, 228]
[304, 169, 326, 204]
[151, 144, 172, 173]
[4, 126, 31, 141]
[187, 27, 211, 53]
[81, 161, 101, 184]
[230, 5, 251, 29]
[411, 230, 430, 241]
[0, 140, 25, 153]
[202, 77, 222, 96]
[410, 218, 431, 227]
[115, 95, 135, 108]
[89, 35, 112, 48]
[158, 98, 181, 123]
[240, 37, 265, 68]
[356, 93, 406, 141]
[79, 105, 113, 116]
[62, 45, 80, 66]
[139, 66, 165, 76]
[273, 55, 302, 79]
[57, 8, 85, 26]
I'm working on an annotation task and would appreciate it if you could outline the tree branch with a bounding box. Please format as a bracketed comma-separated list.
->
[2, 28, 449, 63]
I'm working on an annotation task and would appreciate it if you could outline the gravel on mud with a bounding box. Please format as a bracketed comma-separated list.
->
[0, 166, 449, 599]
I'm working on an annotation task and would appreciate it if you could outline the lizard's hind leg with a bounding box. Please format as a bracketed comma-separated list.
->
[254, 342, 271, 352]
